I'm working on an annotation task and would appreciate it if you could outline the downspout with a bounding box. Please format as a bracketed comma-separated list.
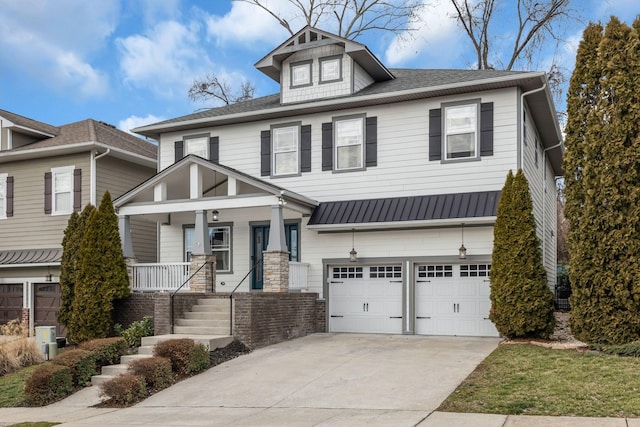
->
[520, 83, 547, 169]
[91, 148, 111, 205]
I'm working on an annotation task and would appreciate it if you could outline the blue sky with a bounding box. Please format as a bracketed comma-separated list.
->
[0, 0, 636, 136]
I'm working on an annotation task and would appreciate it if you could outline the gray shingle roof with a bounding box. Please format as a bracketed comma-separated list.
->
[0, 109, 59, 136]
[0, 248, 62, 265]
[143, 69, 527, 127]
[308, 191, 501, 226]
[10, 119, 157, 159]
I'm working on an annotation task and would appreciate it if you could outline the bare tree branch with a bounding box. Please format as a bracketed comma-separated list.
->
[188, 74, 255, 105]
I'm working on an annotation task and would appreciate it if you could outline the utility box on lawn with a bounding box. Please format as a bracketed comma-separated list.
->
[35, 326, 57, 360]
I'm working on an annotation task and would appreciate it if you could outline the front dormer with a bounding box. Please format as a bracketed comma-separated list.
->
[255, 26, 394, 104]
[0, 110, 58, 151]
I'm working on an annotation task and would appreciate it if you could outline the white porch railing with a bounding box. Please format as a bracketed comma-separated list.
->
[130, 263, 191, 292]
[130, 261, 310, 292]
[289, 262, 310, 290]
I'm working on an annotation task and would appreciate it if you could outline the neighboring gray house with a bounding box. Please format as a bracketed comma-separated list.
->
[115, 27, 563, 338]
[0, 110, 157, 334]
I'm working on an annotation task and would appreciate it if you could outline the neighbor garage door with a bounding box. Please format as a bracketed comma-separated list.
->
[415, 263, 499, 337]
[0, 284, 23, 325]
[34, 283, 64, 336]
[329, 265, 403, 334]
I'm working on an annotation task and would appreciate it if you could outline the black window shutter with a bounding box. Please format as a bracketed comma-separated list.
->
[73, 169, 82, 212]
[365, 116, 377, 167]
[209, 136, 219, 163]
[261, 130, 271, 176]
[6, 176, 13, 217]
[44, 172, 52, 214]
[301, 125, 312, 172]
[322, 122, 333, 171]
[480, 102, 494, 156]
[429, 108, 442, 161]
[174, 140, 184, 162]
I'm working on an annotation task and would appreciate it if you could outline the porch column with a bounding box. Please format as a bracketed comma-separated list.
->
[263, 205, 290, 292]
[190, 210, 216, 293]
[118, 215, 135, 259]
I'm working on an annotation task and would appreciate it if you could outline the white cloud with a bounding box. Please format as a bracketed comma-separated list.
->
[117, 20, 213, 97]
[118, 114, 166, 135]
[205, 0, 294, 46]
[0, 0, 118, 97]
[384, 0, 467, 68]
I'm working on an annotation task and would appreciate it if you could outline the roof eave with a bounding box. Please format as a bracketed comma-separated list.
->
[307, 216, 497, 231]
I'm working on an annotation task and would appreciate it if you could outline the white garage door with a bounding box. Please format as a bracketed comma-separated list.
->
[329, 265, 403, 334]
[415, 264, 499, 337]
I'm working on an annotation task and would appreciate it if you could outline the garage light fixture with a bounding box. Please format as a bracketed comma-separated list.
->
[211, 210, 219, 222]
[45, 266, 52, 282]
[459, 223, 467, 259]
[349, 229, 358, 262]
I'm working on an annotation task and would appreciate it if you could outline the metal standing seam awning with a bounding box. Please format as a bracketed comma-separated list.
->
[0, 249, 62, 267]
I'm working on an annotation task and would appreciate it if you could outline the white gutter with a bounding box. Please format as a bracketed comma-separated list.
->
[307, 216, 496, 231]
[520, 83, 547, 169]
[91, 148, 111, 204]
[0, 262, 60, 268]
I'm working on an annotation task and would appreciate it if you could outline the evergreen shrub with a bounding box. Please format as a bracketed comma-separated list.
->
[114, 316, 154, 348]
[51, 349, 97, 386]
[100, 373, 147, 406]
[78, 337, 127, 366]
[128, 356, 174, 390]
[153, 338, 210, 375]
[24, 363, 73, 406]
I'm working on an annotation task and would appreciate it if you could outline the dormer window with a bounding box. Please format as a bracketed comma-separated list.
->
[185, 135, 209, 158]
[320, 55, 342, 83]
[290, 60, 312, 88]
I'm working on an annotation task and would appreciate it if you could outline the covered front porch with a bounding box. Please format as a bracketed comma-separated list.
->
[114, 155, 318, 294]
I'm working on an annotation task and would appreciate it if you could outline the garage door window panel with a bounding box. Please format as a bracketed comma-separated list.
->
[333, 266, 363, 279]
[418, 265, 453, 278]
[460, 264, 491, 277]
[370, 265, 402, 279]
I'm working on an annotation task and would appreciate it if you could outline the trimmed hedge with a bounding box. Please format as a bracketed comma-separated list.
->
[153, 338, 210, 375]
[128, 356, 174, 390]
[52, 349, 97, 386]
[24, 363, 73, 405]
[100, 373, 147, 406]
[114, 316, 154, 348]
[79, 337, 127, 366]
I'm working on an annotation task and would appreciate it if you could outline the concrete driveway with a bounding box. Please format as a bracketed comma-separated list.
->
[2, 333, 500, 426]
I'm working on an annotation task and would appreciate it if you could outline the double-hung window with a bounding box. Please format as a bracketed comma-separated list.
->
[291, 60, 312, 87]
[184, 224, 232, 273]
[0, 173, 6, 219]
[272, 124, 300, 176]
[184, 135, 208, 158]
[444, 103, 479, 160]
[51, 166, 73, 215]
[320, 56, 341, 83]
[334, 116, 364, 170]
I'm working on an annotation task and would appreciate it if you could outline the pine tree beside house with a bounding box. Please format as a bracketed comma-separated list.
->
[490, 169, 555, 338]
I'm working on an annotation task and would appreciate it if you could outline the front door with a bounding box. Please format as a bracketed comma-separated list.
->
[251, 223, 299, 290]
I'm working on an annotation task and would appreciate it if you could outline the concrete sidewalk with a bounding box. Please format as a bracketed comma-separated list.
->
[0, 334, 636, 426]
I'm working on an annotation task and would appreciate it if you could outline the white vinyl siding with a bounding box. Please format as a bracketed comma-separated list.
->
[0, 173, 6, 219]
[51, 166, 74, 215]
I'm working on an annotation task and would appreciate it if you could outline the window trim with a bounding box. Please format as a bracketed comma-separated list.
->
[333, 114, 366, 172]
[51, 166, 74, 216]
[271, 122, 301, 178]
[183, 133, 210, 159]
[319, 55, 343, 84]
[290, 60, 313, 88]
[183, 222, 233, 274]
[441, 99, 481, 163]
[0, 173, 6, 219]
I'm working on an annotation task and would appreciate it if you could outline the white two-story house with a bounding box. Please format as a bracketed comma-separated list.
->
[115, 27, 562, 337]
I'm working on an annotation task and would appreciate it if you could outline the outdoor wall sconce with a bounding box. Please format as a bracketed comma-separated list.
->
[45, 266, 52, 282]
[459, 223, 467, 259]
[211, 210, 219, 222]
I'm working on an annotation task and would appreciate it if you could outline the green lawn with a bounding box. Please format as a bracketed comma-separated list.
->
[439, 344, 640, 417]
[0, 365, 39, 407]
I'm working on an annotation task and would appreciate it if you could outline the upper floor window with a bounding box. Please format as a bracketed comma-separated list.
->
[291, 60, 312, 87]
[51, 166, 74, 215]
[272, 124, 300, 176]
[0, 173, 6, 219]
[334, 116, 364, 170]
[185, 135, 208, 158]
[320, 56, 341, 83]
[444, 104, 478, 160]
[184, 224, 232, 273]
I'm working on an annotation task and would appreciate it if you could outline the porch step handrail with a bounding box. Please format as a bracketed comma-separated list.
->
[169, 260, 214, 334]
[228, 258, 263, 335]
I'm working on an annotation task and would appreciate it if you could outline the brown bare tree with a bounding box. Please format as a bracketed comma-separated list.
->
[188, 74, 255, 105]
[236, 0, 426, 40]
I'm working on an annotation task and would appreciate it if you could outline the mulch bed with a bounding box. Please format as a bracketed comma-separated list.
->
[210, 340, 251, 366]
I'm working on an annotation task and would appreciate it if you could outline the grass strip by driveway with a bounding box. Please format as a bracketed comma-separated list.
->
[0, 365, 39, 407]
[438, 344, 640, 417]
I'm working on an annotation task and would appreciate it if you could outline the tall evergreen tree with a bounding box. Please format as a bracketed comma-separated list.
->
[68, 192, 129, 342]
[58, 205, 95, 328]
[565, 17, 640, 344]
[490, 169, 555, 338]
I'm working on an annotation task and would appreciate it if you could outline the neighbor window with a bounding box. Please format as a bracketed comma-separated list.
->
[184, 135, 208, 158]
[51, 167, 73, 215]
[444, 104, 478, 159]
[320, 56, 341, 82]
[334, 117, 364, 170]
[184, 225, 232, 273]
[0, 173, 6, 219]
[291, 61, 312, 87]
[272, 124, 300, 176]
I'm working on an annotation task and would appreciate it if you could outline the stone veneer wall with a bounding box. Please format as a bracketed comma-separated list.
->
[114, 291, 326, 347]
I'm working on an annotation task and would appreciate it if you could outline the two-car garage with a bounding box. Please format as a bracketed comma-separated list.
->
[328, 262, 499, 337]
